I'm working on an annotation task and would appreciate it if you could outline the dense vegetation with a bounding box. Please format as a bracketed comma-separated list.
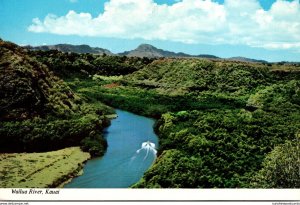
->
[38, 52, 298, 188]
[252, 135, 300, 188]
[134, 106, 299, 187]
[129, 60, 300, 188]
[31, 49, 299, 188]
[1, 39, 299, 188]
[0, 40, 113, 157]
[29, 49, 153, 78]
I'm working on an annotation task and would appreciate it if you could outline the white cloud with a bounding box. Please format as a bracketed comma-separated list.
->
[28, 0, 300, 51]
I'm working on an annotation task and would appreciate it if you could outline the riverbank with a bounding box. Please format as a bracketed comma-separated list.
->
[0, 147, 90, 188]
[64, 109, 158, 188]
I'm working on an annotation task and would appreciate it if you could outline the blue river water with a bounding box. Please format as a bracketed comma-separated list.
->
[64, 109, 158, 188]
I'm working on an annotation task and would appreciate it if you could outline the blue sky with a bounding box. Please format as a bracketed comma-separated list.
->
[0, 0, 299, 62]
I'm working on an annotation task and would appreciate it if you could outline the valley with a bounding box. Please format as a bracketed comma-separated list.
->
[0, 39, 299, 188]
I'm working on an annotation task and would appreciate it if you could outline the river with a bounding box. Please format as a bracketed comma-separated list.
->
[64, 109, 158, 188]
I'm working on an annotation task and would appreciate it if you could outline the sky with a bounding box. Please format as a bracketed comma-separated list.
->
[0, 0, 299, 62]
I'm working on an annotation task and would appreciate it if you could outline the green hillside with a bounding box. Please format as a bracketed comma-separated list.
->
[90, 58, 300, 188]
[0, 40, 112, 157]
[128, 59, 300, 188]
[1, 39, 299, 188]
[28, 49, 153, 78]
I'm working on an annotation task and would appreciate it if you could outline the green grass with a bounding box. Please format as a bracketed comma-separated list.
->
[0, 147, 90, 188]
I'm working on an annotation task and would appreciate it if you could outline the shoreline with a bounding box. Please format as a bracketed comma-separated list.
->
[57, 158, 89, 188]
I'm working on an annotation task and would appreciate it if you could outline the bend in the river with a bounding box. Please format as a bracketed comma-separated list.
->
[64, 109, 158, 188]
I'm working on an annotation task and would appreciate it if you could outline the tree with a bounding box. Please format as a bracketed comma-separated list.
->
[252, 135, 300, 188]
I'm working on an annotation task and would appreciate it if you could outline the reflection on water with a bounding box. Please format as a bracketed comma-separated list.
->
[64, 109, 159, 188]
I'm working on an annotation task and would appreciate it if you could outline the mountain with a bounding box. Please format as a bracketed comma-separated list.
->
[119, 44, 272, 63]
[227, 56, 268, 63]
[0, 40, 77, 120]
[25, 42, 269, 63]
[119, 44, 186, 58]
[119, 44, 220, 59]
[196, 54, 221, 59]
[24, 44, 113, 55]
[0, 39, 108, 156]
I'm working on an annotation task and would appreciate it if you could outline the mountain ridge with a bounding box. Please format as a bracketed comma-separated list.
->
[118, 44, 190, 58]
[0, 39, 109, 157]
[25, 43, 269, 63]
[24, 44, 113, 55]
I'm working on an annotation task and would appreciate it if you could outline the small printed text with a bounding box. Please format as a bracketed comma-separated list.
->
[11, 189, 60, 195]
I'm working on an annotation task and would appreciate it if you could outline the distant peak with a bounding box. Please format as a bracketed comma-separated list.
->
[24, 43, 113, 55]
[138, 43, 155, 47]
[56, 44, 90, 47]
[136, 44, 157, 49]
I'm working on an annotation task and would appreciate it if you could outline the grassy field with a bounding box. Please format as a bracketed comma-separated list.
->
[0, 147, 90, 188]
